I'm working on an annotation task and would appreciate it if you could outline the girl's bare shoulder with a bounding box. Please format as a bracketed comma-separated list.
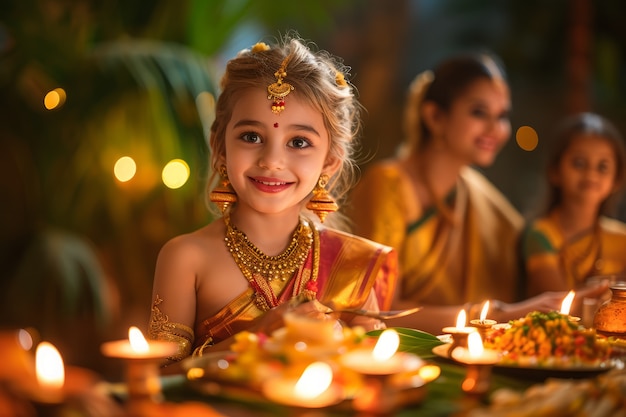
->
[157, 220, 226, 265]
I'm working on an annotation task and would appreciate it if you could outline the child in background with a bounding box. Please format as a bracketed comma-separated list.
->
[523, 112, 626, 296]
[147, 33, 396, 366]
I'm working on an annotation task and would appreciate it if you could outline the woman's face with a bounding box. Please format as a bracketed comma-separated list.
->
[437, 78, 511, 167]
[553, 134, 618, 208]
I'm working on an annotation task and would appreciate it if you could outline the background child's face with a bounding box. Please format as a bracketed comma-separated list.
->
[223, 87, 335, 216]
[554, 134, 618, 207]
[435, 78, 511, 167]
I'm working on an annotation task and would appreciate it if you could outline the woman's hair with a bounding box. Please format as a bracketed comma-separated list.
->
[545, 112, 626, 216]
[206, 33, 363, 223]
[401, 52, 508, 156]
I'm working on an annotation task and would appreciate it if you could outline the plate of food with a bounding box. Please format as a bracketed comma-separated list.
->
[433, 311, 623, 380]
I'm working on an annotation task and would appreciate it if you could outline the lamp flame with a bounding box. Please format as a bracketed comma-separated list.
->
[455, 309, 467, 329]
[36, 342, 64, 389]
[128, 326, 150, 353]
[372, 329, 400, 361]
[560, 291, 575, 315]
[294, 362, 333, 399]
[467, 332, 485, 359]
[480, 301, 490, 321]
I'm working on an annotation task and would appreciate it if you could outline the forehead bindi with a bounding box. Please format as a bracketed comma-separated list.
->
[229, 88, 326, 135]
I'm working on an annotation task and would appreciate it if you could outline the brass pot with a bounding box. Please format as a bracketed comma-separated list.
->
[593, 286, 626, 337]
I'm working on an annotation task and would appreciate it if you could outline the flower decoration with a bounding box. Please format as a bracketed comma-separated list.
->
[305, 280, 318, 293]
[251, 42, 270, 53]
[335, 71, 348, 88]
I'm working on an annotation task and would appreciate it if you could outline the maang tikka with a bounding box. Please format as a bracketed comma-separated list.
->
[267, 55, 294, 114]
[306, 174, 338, 223]
[209, 166, 237, 213]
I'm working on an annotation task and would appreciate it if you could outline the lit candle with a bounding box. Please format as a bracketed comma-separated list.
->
[560, 290, 581, 323]
[27, 338, 119, 416]
[100, 326, 178, 359]
[469, 301, 497, 340]
[340, 329, 423, 375]
[560, 290, 575, 315]
[451, 332, 500, 365]
[262, 361, 343, 408]
[101, 326, 178, 403]
[35, 342, 65, 404]
[450, 332, 499, 396]
[442, 310, 477, 356]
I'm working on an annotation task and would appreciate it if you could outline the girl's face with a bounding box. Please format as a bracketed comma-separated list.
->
[553, 134, 618, 207]
[437, 78, 511, 167]
[223, 87, 336, 218]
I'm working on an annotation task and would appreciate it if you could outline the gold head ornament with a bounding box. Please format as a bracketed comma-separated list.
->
[268, 55, 295, 114]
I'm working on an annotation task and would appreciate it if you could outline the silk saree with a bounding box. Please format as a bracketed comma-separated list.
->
[349, 161, 523, 306]
[191, 223, 397, 352]
[522, 214, 626, 290]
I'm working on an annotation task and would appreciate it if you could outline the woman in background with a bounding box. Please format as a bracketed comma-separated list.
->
[349, 53, 605, 334]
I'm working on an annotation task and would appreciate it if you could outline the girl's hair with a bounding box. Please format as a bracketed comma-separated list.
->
[545, 112, 626, 216]
[206, 33, 362, 224]
[400, 52, 508, 156]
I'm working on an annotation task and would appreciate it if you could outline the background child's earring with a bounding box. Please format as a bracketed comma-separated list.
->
[306, 174, 338, 223]
[209, 166, 237, 213]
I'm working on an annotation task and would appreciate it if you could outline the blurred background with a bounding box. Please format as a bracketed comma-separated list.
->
[1, 0, 626, 376]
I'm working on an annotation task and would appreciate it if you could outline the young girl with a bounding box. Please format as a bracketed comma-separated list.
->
[147, 34, 396, 365]
[348, 53, 606, 335]
[522, 112, 626, 296]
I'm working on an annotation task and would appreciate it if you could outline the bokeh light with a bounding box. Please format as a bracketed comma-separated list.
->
[43, 88, 67, 110]
[114, 156, 137, 182]
[162, 159, 190, 189]
[516, 125, 539, 151]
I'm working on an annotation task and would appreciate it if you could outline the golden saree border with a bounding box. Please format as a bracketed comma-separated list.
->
[316, 226, 397, 311]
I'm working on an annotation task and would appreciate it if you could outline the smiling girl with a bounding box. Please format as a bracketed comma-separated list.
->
[147, 34, 396, 366]
[522, 112, 626, 295]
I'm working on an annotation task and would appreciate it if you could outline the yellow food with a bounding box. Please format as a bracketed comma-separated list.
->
[484, 311, 612, 366]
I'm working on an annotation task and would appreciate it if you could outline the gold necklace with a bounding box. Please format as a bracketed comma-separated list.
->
[224, 213, 313, 283]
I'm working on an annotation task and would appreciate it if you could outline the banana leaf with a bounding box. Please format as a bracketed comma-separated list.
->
[368, 327, 446, 359]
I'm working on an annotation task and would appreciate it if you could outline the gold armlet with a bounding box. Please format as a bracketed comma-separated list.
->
[149, 295, 195, 362]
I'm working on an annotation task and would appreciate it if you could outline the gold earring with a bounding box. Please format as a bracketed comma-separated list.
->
[209, 166, 237, 213]
[306, 174, 338, 223]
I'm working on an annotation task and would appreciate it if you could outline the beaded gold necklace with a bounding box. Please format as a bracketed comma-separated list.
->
[224, 213, 316, 310]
